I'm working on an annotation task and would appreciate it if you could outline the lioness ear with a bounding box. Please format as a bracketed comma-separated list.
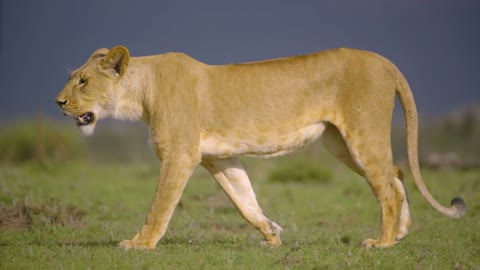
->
[100, 45, 130, 77]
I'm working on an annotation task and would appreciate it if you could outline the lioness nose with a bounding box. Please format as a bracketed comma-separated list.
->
[55, 99, 68, 108]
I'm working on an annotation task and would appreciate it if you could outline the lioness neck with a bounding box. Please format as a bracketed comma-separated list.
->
[114, 58, 152, 123]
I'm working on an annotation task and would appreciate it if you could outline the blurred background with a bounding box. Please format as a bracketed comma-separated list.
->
[1, 0, 479, 168]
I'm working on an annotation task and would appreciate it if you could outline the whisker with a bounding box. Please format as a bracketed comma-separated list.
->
[64, 65, 74, 80]
[64, 65, 73, 74]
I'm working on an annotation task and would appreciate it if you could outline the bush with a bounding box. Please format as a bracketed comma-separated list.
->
[268, 161, 332, 183]
[0, 118, 87, 164]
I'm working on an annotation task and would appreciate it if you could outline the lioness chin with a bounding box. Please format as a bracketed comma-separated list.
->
[55, 46, 466, 250]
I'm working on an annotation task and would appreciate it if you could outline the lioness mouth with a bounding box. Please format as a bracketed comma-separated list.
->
[76, 112, 94, 126]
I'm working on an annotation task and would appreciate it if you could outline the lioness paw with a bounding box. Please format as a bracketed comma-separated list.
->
[361, 239, 396, 249]
[118, 239, 156, 250]
[260, 237, 282, 248]
[259, 221, 283, 247]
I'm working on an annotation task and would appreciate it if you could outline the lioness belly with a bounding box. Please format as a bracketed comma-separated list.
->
[200, 122, 326, 158]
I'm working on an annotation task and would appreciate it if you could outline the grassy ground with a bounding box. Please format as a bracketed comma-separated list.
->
[1, 149, 479, 269]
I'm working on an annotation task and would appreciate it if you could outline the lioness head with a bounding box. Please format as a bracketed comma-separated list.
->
[55, 46, 130, 135]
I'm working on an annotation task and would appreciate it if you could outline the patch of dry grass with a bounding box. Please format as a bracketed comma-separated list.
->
[0, 197, 87, 229]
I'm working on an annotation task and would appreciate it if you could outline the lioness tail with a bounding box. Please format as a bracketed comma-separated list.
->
[395, 69, 466, 218]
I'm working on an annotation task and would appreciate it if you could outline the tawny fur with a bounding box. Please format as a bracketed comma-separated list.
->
[55, 46, 465, 250]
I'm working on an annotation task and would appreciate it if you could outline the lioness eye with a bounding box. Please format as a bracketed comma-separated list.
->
[79, 78, 88, 85]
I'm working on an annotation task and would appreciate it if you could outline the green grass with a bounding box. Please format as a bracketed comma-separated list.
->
[1, 154, 479, 269]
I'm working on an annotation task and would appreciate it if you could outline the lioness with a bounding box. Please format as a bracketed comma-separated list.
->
[55, 46, 466, 249]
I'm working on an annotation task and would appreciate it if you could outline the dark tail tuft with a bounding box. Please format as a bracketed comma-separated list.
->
[450, 197, 467, 218]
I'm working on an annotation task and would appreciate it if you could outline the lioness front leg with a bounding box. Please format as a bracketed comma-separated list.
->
[202, 158, 283, 247]
[118, 156, 199, 250]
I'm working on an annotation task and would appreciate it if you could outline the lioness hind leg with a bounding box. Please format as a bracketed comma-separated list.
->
[353, 148, 404, 248]
[323, 124, 403, 247]
[361, 168, 404, 248]
[394, 171, 411, 241]
[322, 124, 365, 176]
[202, 158, 283, 247]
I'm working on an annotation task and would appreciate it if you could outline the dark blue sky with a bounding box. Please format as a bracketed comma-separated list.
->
[1, 0, 479, 123]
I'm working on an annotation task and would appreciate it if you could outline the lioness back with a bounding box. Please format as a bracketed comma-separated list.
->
[201, 48, 398, 158]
